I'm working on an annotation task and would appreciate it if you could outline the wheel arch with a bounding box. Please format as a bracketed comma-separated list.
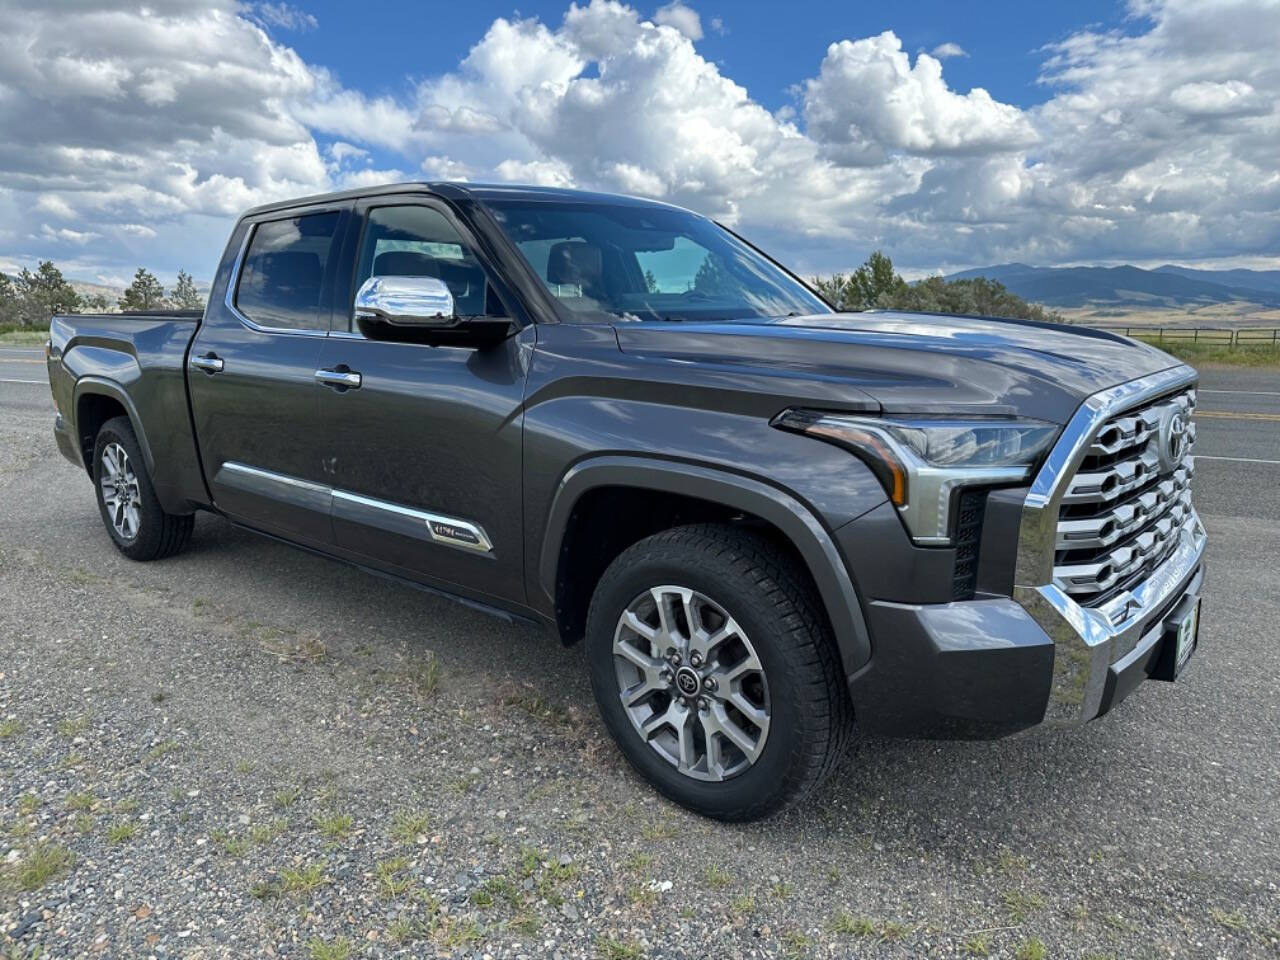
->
[73, 378, 156, 482]
[538, 456, 872, 675]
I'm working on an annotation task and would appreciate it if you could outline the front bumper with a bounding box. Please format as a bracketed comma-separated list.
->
[847, 537, 1205, 738]
[848, 595, 1055, 738]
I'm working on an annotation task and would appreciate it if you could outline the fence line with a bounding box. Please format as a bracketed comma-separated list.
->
[1083, 325, 1280, 347]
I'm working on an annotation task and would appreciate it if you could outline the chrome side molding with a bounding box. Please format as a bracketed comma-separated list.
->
[331, 489, 492, 553]
[217, 461, 331, 514]
[215, 461, 492, 554]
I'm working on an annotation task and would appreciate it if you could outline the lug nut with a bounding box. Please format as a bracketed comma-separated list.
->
[702, 676, 717, 691]
[689, 652, 703, 667]
[669, 652, 682, 667]
[696, 697, 709, 712]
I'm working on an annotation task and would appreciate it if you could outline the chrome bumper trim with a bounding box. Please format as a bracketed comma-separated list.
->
[1015, 516, 1205, 723]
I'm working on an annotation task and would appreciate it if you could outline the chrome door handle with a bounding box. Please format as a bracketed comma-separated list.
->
[190, 354, 224, 374]
[314, 368, 362, 389]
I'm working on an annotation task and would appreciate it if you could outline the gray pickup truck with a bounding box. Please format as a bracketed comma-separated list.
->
[46, 182, 1206, 820]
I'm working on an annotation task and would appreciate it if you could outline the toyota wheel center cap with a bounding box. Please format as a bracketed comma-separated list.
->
[674, 666, 700, 697]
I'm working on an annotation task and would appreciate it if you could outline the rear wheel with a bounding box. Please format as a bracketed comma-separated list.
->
[92, 417, 193, 561]
[586, 523, 851, 821]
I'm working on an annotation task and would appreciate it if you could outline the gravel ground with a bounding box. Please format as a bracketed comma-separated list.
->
[2, 399, 1279, 959]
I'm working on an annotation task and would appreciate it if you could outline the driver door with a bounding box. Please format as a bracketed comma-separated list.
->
[315, 198, 533, 605]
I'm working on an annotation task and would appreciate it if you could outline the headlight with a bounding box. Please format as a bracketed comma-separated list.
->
[772, 410, 1058, 544]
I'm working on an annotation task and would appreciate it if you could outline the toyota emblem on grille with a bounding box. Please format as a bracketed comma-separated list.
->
[1157, 405, 1190, 475]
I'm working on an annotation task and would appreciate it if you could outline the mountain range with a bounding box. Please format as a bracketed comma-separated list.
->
[942, 263, 1280, 309]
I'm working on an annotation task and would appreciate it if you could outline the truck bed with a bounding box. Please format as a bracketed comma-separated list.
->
[48, 310, 208, 515]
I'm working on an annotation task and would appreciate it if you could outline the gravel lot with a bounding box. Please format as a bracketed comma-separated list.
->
[2, 369, 1279, 959]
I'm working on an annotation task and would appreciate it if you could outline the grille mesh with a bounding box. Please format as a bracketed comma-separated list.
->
[951, 490, 985, 600]
[1053, 386, 1197, 607]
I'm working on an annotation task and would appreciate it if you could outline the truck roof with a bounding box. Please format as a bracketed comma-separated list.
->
[241, 181, 688, 219]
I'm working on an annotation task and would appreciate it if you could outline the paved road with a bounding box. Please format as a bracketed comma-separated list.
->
[2, 347, 1278, 959]
[0, 348, 50, 414]
[1182, 367, 1280, 524]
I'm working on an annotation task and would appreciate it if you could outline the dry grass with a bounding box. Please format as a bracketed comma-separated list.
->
[1059, 302, 1280, 328]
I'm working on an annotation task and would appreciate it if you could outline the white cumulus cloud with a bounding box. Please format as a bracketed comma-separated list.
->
[803, 32, 1039, 165]
[0, 0, 1276, 281]
[654, 1, 703, 41]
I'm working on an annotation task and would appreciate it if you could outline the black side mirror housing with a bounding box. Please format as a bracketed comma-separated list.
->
[356, 315, 517, 349]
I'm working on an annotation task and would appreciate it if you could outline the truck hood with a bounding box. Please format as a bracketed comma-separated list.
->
[613, 311, 1186, 424]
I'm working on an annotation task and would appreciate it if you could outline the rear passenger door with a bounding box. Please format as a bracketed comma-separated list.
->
[314, 197, 533, 605]
[188, 203, 348, 547]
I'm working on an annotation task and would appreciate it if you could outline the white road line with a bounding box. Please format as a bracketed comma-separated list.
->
[1199, 389, 1280, 397]
[0, 377, 43, 384]
[1196, 454, 1280, 465]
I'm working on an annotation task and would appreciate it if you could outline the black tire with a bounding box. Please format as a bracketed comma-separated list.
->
[585, 523, 852, 821]
[92, 416, 194, 561]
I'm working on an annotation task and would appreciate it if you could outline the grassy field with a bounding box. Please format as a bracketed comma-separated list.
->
[0, 329, 49, 345]
[1134, 336, 1280, 368]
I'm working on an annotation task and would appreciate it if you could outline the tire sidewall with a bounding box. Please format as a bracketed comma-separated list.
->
[586, 542, 815, 818]
[93, 418, 163, 560]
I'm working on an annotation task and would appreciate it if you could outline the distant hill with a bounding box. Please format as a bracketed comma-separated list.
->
[69, 280, 125, 304]
[1154, 265, 1280, 296]
[942, 263, 1280, 309]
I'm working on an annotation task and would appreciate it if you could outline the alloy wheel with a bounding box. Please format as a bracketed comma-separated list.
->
[612, 585, 770, 781]
[100, 441, 141, 540]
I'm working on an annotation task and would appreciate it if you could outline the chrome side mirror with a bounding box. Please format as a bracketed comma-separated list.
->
[354, 275, 455, 327]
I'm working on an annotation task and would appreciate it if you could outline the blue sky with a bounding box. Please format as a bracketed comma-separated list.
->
[288, 0, 1128, 114]
[1, 0, 1276, 288]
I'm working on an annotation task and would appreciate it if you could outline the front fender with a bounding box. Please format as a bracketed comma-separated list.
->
[538, 455, 876, 674]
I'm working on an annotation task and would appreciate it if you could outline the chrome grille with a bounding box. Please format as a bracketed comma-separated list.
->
[1053, 386, 1197, 606]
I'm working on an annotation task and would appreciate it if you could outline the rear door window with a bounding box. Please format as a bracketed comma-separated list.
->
[235, 212, 341, 330]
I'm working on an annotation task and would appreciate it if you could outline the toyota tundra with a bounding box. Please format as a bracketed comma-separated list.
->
[46, 182, 1206, 820]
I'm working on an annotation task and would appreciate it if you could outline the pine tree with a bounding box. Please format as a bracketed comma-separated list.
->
[119, 268, 166, 311]
[171, 269, 204, 310]
[9, 261, 81, 326]
[692, 252, 734, 296]
[0, 272, 18, 325]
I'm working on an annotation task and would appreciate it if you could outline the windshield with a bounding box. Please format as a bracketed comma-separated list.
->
[483, 199, 830, 323]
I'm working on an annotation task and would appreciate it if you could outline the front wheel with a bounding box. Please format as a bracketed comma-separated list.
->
[92, 416, 194, 561]
[585, 524, 852, 821]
